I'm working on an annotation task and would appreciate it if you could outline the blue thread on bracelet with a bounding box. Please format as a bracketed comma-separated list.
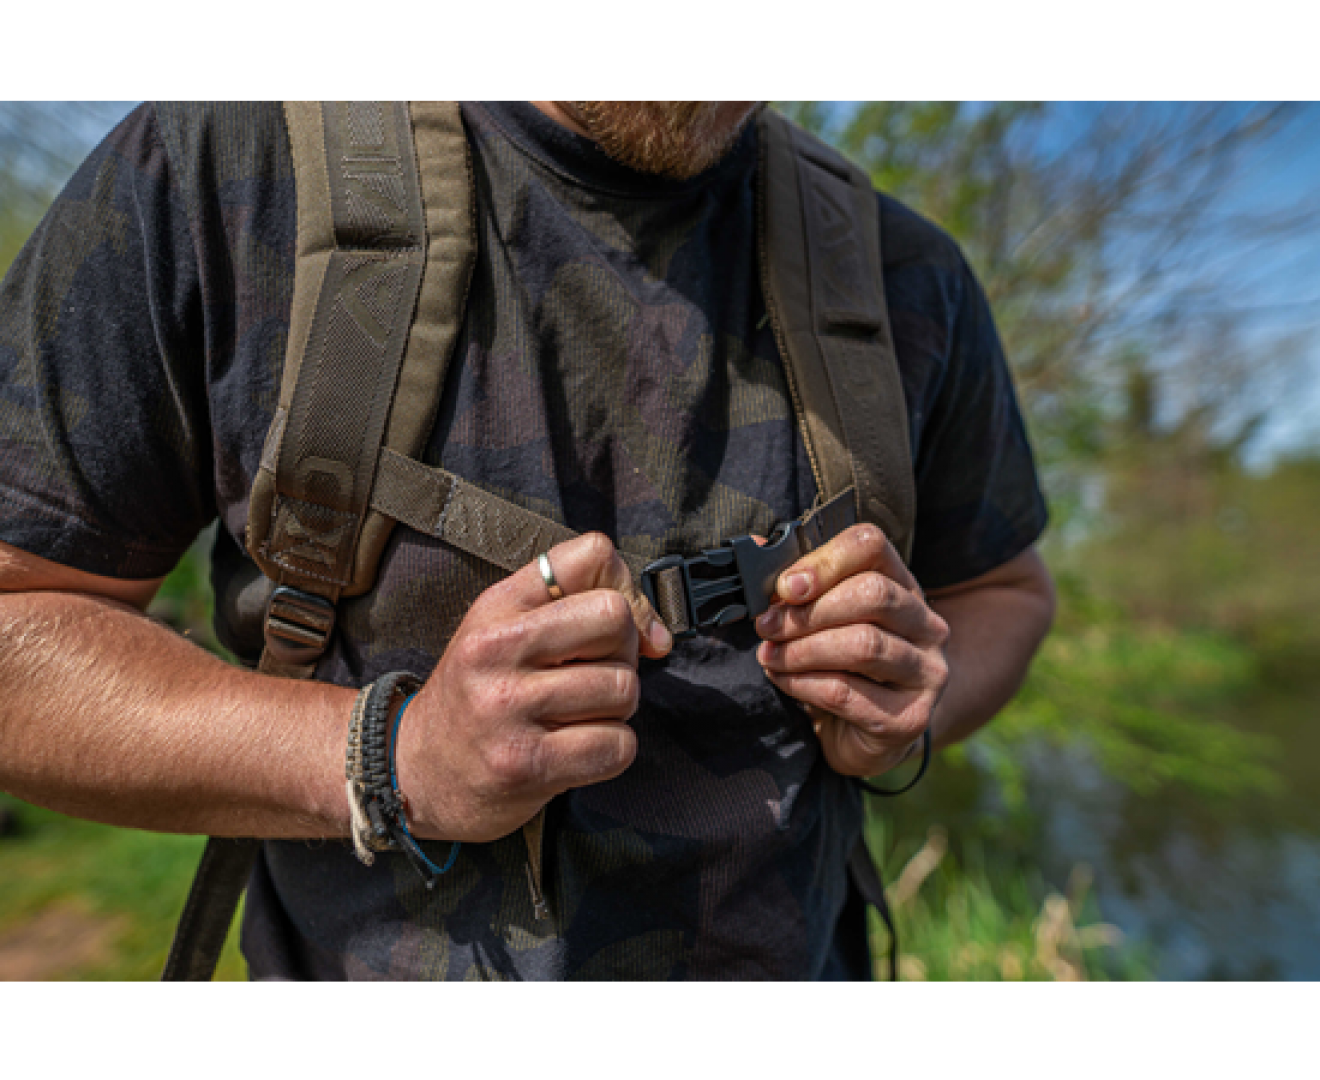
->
[390, 694, 461, 876]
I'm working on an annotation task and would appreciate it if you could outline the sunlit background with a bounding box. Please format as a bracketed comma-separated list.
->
[1, 102, 1317, 980]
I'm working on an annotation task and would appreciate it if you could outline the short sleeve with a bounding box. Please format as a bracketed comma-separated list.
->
[0, 104, 215, 579]
[905, 249, 1049, 591]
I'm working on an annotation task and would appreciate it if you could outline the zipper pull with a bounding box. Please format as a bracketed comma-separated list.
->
[522, 808, 550, 920]
[524, 862, 549, 921]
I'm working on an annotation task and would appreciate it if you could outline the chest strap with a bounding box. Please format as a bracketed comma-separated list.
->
[260, 411, 861, 668]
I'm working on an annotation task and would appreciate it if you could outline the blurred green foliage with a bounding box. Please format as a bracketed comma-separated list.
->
[146, 525, 232, 660]
[0, 797, 244, 980]
[871, 824, 1156, 981]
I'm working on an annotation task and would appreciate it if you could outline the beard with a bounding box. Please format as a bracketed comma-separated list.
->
[565, 101, 759, 180]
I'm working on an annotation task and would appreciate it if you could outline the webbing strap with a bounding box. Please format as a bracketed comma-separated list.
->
[847, 837, 901, 982]
[161, 837, 261, 981]
[372, 444, 854, 637]
[758, 110, 916, 562]
[370, 444, 683, 623]
[643, 563, 690, 635]
[169, 102, 476, 981]
[371, 448, 580, 572]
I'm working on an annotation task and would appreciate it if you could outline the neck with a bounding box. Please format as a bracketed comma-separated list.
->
[530, 101, 592, 140]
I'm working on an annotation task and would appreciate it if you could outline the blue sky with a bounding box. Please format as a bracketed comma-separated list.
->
[1214, 109, 1320, 459]
[11, 101, 1320, 460]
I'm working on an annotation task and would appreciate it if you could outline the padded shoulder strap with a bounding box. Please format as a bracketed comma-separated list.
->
[758, 109, 916, 562]
[246, 102, 476, 623]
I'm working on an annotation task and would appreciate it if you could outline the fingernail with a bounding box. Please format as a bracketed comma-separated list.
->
[756, 607, 782, 636]
[782, 572, 811, 600]
[648, 618, 672, 653]
[757, 641, 779, 667]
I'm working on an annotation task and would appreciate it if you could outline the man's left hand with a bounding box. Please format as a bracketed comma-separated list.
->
[754, 524, 950, 778]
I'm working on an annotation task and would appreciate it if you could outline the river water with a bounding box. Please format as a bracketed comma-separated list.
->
[885, 684, 1320, 980]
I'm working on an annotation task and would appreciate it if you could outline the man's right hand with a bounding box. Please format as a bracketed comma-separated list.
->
[395, 532, 671, 844]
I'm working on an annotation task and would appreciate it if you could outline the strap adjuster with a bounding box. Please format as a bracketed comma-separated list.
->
[264, 585, 336, 667]
[640, 520, 806, 639]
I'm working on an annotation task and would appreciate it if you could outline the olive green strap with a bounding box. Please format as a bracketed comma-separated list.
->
[245, 102, 476, 605]
[758, 110, 916, 561]
[262, 102, 427, 597]
[369, 445, 686, 618]
[370, 445, 859, 635]
[371, 448, 579, 572]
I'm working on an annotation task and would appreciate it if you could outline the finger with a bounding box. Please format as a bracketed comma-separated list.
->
[813, 708, 918, 778]
[774, 523, 918, 606]
[764, 668, 929, 745]
[514, 590, 641, 667]
[536, 721, 639, 791]
[756, 571, 947, 646]
[523, 661, 641, 725]
[590, 553, 674, 661]
[483, 532, 672, 658]
[758, 624, 942, 690]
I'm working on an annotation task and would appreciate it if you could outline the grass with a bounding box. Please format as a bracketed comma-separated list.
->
[0, 797, 245, 981]
[0, 789, 1148, 982]
[868, 821, 1153, 981]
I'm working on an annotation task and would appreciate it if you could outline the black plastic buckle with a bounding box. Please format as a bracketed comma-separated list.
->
[264, 585, 336, 667]
[640, 520, 806, 639]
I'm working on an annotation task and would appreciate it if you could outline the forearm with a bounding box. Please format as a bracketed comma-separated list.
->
[0, 589, 355, 837]
[926, 551, 1055, 750]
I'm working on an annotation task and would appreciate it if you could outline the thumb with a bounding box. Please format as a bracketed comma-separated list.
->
[587, 543, 673, 661]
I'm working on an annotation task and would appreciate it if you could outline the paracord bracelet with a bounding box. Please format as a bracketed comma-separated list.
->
[345, 672, 461, 889]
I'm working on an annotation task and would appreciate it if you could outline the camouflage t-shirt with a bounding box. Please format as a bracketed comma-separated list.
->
[0, 102, 1048, 980]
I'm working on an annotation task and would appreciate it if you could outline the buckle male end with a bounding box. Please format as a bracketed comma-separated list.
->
[639, 521, 805, 639]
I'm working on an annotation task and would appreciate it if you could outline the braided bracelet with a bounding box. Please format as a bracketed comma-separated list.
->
[345, 672, 460, 888]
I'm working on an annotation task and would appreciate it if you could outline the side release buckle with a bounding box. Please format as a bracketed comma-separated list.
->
[639, 520, 806, 639]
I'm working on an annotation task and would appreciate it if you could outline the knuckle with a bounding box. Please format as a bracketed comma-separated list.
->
[483, 730, 541, 790]
[855, 625, 889, 666]
[595, 590, 635, 635]
[589, 728, 638, 779]
[897, 697, 935, 739]
[579, 531, 616, 567]
[823, 678, 854, 714]
[616, 728, 639, 771]
[852, 524, 886, 560]
[928, 651, 950, 689]
[858, 572, 892, 613]
[560, 728, 629, 787]
[614, 667, 641, 713]
[853, 711, 889, 741]
[479, 673, 522, 717]
[455, 626, 502, 670]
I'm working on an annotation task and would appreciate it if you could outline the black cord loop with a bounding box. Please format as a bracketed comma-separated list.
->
[856, 727, 932, 797]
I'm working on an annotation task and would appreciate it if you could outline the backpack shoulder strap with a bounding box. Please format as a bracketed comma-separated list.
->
[757, 108, 916, 562]
[759, 109, 921, 981]
[245, 101, 476, 678]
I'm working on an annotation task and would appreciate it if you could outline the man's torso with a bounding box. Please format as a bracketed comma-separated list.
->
[0, 101, 1049, 980]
